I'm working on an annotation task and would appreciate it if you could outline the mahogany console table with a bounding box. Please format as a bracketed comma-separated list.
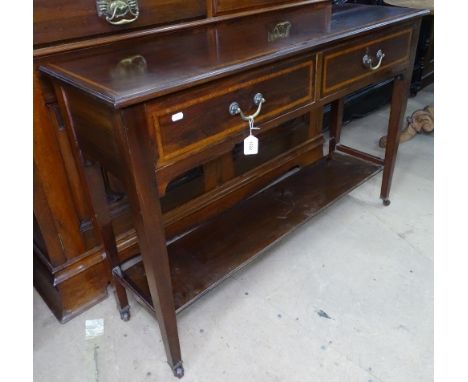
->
[39, 1, 428, 377]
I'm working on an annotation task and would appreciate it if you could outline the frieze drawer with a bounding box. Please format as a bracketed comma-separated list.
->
[321, 27, 413, 97]
[147, 55, 315, 164]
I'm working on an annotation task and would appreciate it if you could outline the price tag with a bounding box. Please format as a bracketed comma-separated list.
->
[244, 134, 259, 155]
[244, 117, 260, 155]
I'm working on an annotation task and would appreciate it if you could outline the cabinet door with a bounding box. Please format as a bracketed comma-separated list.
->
[34, 0, 206, 45]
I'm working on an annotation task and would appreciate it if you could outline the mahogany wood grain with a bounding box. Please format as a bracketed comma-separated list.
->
[39, 5, 427, 108]
[120, 154, 381, 312]
[164, 135, 324, 239]
[336, 145, 384, 166]
[81, 160, 130, 315]
[35, 2, 428, 374]
[34, 0, 206, 46]
[56, 85, 123, 176]
[153, 101, 323, 195]
[380, 18, 420, 205]
[97, 115, 322, 243]
[380, 74, 410, 205]
[328, 98, 344, 155]
[321, 27, 413, 96]
[34, 0, 323, 324]
[34, 73, 87, 262]
[45, 102, 92, 227]
[33, 169, 68, 266]
[148, 55, 314, 163]
[214, 0, 325, 15]
[33, 1, 330, 56]
[203, 153, 235, 191]
[33, 251, 109, 322]
[59, 80, 324, 240]
[114, 105, 182, 373]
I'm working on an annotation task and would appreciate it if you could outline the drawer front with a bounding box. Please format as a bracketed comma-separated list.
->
[214, 0, 324, 15]
[34, 0, 206, 45]
[148, 56, 315, 163]
[321, 28, 413, 97]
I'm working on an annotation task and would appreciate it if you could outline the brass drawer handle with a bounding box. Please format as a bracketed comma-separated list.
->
[229, 93, 266, 121]
[362, 49, 385, 71]
[96, 0, 139, 25]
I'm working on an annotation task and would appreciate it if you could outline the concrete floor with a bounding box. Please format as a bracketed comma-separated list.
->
[34, 85, 433, 382]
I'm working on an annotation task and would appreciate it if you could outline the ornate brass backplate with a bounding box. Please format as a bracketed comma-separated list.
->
[96, 0, 140, 25]
[268, 21, 292, 42]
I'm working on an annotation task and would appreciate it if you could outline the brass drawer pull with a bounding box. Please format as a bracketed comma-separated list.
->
[229, 93, 266, 121]
[362, 49, 385, 71]
[96, 0, 139, 25]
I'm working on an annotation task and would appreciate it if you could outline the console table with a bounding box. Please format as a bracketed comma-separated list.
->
[39, 1, 428, 377]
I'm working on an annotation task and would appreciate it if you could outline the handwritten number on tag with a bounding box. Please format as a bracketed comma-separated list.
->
[244, 135, 259, 155]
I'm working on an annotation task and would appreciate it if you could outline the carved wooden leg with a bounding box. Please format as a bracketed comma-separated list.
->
[380, 74, 411, 206]
[328, 98, 344, 157]
[82, 159, 130, 320]
[115, 106, 183, 378]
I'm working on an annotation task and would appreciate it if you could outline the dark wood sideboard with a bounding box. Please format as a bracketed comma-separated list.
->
[330, 0, 433, 124]
[33, 0, 209, 324]
[36, 0, 428, 377]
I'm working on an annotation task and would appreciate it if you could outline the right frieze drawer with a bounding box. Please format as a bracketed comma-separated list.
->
[320, 26, 413, 98]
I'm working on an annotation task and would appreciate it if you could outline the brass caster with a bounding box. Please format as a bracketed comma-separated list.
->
[173, 364, 184, 379]
[119, 306, 131, 322]
[383, 199, 391, 207]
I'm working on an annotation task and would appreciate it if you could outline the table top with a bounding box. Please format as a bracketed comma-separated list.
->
[385, 0, 434, 11]
[40, 4, 428, 108]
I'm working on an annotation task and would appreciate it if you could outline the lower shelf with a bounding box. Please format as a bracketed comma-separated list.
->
[118, 153, 382, 313]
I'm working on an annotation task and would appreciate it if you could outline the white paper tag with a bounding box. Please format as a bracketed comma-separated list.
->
[171, 112, 184, 122]
[244, 135, 259, 155]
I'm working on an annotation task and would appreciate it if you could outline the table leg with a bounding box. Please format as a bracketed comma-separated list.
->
[328, 98, 344, 157]
[82, 159, 130, 320]
[381, 74, 411, 206]
[115, 106, 184, 378]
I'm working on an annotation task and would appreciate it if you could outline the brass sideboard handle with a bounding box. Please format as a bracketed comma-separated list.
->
[96, 0, 139, 25]
[362, 49, 385, 71]
[229, 93, 266, 121]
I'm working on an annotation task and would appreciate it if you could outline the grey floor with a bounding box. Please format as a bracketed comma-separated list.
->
[34, 85, 434, 382]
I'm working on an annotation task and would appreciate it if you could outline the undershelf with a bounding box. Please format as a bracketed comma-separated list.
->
[117, 153, 382, 313]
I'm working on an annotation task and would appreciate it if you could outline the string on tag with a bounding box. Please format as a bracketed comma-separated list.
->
[248, 116, 260, 135]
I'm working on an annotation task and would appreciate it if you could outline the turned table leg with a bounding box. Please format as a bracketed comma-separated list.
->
[115, 106, 184, 378]
[380, 74, 411, 206]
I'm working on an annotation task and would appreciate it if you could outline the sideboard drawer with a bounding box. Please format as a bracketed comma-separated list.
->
[321, 28, 413, 97]
[148, 56, 315, 163]
[34, 0, 206, 45]
[213, 0, 326, 15]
